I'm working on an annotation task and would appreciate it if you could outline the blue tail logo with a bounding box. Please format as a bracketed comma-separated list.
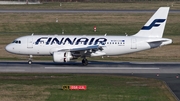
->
[141, 19, 166, 30]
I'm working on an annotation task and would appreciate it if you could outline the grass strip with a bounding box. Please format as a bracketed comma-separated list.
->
[0, 73, 176, 101]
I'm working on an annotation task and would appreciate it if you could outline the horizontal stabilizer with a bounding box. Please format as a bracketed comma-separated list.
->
[147, 38, 172, 48]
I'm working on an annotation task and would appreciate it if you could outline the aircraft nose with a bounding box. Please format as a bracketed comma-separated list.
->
[5, 44, 14, 53]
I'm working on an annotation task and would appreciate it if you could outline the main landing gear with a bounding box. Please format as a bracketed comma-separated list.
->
[82, 58, 88, 66]
[28, 55, 33, 64]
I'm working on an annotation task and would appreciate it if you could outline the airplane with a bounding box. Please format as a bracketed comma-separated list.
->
[5, 7, 172, 66]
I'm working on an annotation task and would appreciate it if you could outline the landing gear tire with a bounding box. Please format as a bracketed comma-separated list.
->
[28, 55, 33, 65]
[28, 60, 32, 65]
[82, 58, 88, 66]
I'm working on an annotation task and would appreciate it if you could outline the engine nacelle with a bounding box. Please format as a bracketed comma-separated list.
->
[53, 52, 72, 63]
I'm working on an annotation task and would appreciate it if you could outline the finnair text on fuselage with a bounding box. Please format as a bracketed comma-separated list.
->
[35, 37, 108, 45]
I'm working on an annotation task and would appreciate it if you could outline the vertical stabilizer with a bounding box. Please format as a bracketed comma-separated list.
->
[133, 7, 170, 38]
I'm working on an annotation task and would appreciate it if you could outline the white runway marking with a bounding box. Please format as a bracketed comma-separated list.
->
[0, 69, 25, 72]
[45, 67, 160, 70]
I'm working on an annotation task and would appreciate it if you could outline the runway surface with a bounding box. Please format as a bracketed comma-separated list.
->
[0, 61, 180, 73]
[0, 9, 179, 13]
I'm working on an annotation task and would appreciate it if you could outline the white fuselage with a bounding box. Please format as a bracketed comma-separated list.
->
[5, 35, 172, 56]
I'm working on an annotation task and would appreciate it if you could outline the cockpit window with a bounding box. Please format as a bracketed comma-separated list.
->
[12, 40, 21, 44]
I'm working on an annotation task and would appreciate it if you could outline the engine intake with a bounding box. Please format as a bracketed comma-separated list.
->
[53, 52, 72, 63]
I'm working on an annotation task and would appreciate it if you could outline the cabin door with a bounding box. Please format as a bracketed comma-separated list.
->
[27, 36, 33, 48]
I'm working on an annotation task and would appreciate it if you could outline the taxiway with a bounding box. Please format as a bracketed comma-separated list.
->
[0, 61, 179, 73]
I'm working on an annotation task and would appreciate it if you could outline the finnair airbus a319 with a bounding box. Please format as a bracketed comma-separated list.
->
[5, 7, 172, 66]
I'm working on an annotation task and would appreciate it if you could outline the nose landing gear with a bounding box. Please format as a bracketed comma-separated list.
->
[28, 60, 32, 64]
[28, 55, 33, 64]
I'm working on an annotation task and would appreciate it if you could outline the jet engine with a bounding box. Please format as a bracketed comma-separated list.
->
[53, 51, 72, 63]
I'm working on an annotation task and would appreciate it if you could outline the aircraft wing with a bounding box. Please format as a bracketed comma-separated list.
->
[56, 45, 106, 57]
[71, 45, 104, 52]
[58, 45, 104, 52]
